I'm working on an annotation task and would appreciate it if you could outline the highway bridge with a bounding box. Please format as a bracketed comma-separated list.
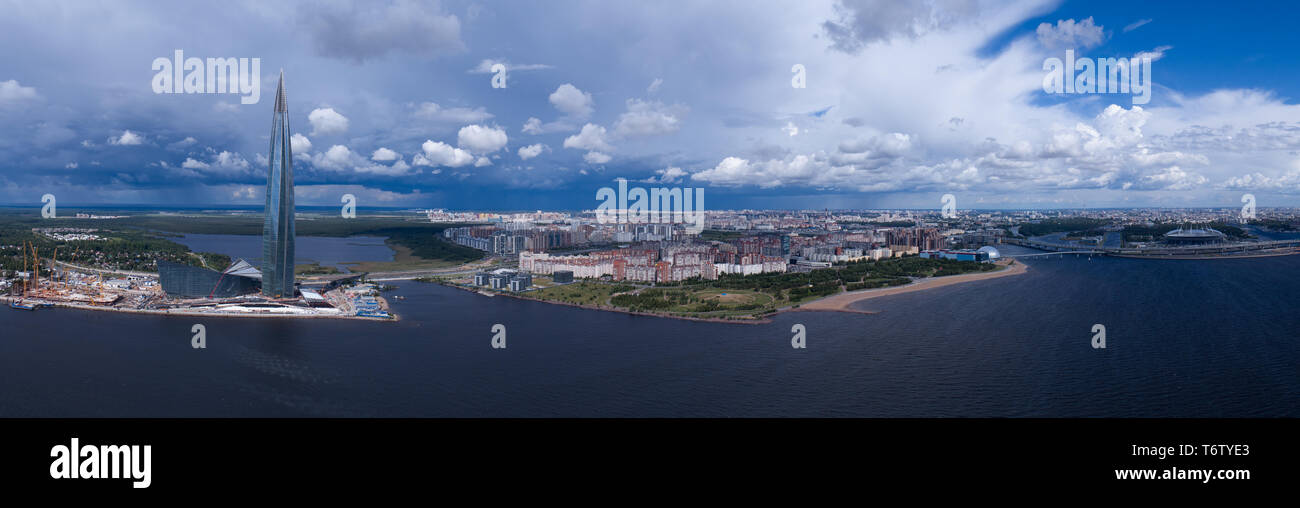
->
[999, 237, 1300, 257]
[1006, 251, 1101, 258]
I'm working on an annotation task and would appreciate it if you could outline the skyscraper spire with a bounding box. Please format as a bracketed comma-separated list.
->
[274, 69, 287, 113]
[261, 70, 295, 297]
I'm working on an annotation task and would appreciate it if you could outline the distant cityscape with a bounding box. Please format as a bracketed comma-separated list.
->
[424, 205, 1300, 292]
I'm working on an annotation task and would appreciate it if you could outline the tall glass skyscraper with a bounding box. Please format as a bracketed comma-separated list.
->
[261, 71, 295, 297]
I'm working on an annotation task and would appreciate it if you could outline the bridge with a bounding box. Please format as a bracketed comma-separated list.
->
[1006, 251, 1101, 258]
[998, 236, 1300, 257]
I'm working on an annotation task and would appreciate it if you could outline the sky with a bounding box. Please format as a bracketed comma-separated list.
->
[3, 0, 1300, 210]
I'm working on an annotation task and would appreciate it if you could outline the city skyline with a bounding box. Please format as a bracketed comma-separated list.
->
[3, 1, 1300, 211]
[4, 1, 1297, 486]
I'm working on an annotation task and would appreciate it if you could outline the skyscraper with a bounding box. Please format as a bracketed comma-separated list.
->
[261, 71, 295, 297]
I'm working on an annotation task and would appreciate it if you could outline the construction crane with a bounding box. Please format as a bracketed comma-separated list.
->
[32, 243, 38, 296]
[21, 242, 28, 297]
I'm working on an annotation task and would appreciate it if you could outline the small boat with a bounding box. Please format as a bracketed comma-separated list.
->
[9, 300, 37, 311]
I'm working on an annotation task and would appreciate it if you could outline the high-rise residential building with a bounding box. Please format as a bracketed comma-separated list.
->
[261, 71, 295, 297]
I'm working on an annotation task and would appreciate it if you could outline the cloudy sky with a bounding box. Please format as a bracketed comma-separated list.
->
[2, 0, 1300, 210]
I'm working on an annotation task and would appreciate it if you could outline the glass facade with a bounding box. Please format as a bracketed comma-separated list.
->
[262, 71, 296, 297]
[157, 260, 260, 298]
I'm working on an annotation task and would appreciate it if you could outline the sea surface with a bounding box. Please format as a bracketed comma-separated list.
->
[2, 244, 1298, 417]
[170, 233, 394, 271]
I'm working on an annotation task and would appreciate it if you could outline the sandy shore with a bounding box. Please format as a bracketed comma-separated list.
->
[791, 259, 1029, 313]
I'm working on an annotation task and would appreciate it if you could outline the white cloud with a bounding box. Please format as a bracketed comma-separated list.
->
[371, 147, 400, 161]
[875, 133, 913, 156]
[290, 133, 312, 153]
[474, 156, 492, 167]
[414, 140, 474, 167]
[782, 122, 799, 137]
[641, 166, 687, 184]
[0, 79, 38, 103]
[549, 83, 594, 117]
[166, 137, 198, 150]
[1135, 45, 1173, 63]
[521, 116, 574, 135]
[1036, 17, 1106, 49]
[232, 186, 258, 200]
[522, 117, 544, 135]
[312, 145, 359, 171]
[310, 145, 412, 176]
[1134, 166, 1207, 191]
[583, 151, 612, 164]
[822, 0, 977, 52]
[692, 157, 758, 186]
[357, 158, 412, 176]
[178, 151, 250, 174]
[518, 143, 547, 160]
[412, 102, 494, 123]
[213, 151, 249, 171]
[836, 133, 912, 160]
[457, 124, 508, 153]
[564, 123, 613, 152]
[614, 99, 686, 136]
[308, 107, 349, 136]
[1123, 19, 1152, 33]
[64, 162, 78, 169]
[647, 78, 663, 94]
[108, 130, 143, 146]
[181, 158, 209, 170]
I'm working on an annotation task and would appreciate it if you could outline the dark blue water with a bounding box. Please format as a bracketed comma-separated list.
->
[170, 233, 394, 271]
[2, 247, 1297, 417]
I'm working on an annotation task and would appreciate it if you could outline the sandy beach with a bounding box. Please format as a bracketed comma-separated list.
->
[791, 259, 1029, 313]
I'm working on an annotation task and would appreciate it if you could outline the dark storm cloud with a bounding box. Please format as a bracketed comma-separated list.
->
[299, 0, 466, 63]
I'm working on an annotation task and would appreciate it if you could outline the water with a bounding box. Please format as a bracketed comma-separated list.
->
[2, 246, 1298, 417]
[169, 233, 394, 271]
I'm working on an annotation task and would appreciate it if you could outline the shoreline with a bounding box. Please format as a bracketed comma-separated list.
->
[437, 281, 775, 325]
[789, 259, 1029, 314]
[1, 295, 397, 322]
[1108, 248, 1299, 260]
[429, 260, 1029, 323]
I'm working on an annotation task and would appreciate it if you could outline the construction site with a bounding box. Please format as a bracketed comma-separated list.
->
[2, 243, 393, 320]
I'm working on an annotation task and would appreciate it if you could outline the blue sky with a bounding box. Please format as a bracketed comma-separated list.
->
[2, 0, 1300, 210]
